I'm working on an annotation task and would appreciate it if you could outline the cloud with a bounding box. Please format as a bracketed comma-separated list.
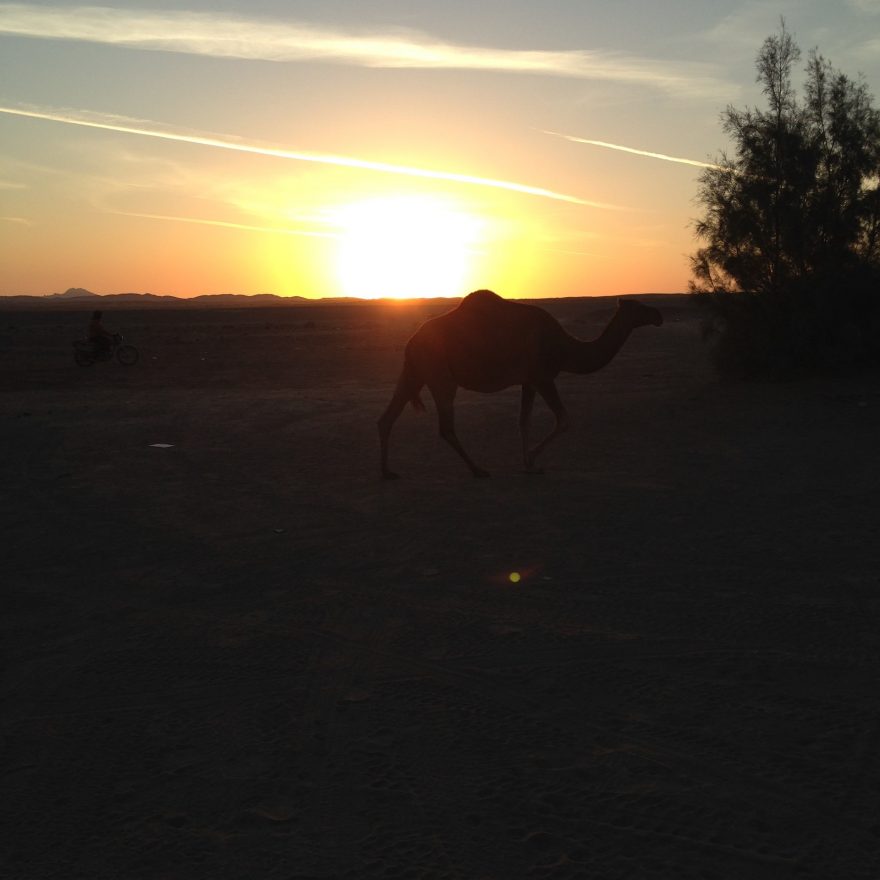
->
[704, 3, 800, 50]
[703, 2, 869, 56]
[0, 103, 617, 207]
[848, 0, 880, 13]
[1, 215, 33, 225]
[0, 4, 730, 98]
[546, 130, 726, 170]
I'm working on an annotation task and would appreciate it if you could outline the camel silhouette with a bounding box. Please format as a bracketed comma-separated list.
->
[378, 289, 663, 478]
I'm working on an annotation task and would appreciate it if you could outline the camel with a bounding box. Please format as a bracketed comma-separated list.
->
[378, 289, 662, 478]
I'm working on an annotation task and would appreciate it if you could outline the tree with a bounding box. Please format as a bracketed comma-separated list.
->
[691, 23, 880, 374]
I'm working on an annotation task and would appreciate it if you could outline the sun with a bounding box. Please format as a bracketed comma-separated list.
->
[332, 195, 484, 299]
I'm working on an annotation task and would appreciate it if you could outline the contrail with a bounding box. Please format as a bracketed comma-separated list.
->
[0, 105, 616, 207]
[546, 130, 725, 170]
[111, 211, 339, 238]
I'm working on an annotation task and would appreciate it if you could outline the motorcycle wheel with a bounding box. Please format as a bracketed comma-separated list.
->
[116, 345, 139, 366]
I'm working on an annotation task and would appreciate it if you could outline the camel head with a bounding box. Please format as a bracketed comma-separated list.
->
[618, 298, 663, 328]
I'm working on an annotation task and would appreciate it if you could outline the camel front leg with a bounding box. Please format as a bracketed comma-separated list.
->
[525, 380, 569, 469]
[429, 382, 489, 478]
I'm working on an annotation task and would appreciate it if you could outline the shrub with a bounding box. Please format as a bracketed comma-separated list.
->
[691, 22, 880, 376]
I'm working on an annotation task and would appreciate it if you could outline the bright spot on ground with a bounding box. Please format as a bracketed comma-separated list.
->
[509, 571, 521, 583]
[333, 195, 484, 299]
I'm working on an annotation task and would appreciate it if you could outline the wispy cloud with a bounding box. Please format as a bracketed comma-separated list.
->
[546, 130, 726, 170]
[849, 0, 880, 11]
[0, 178, 27, 189]
[0, 103, 614, 207]
[702, 2, 852, 56]
[704, 3, 798, 50]
[1, 215, 33, 225]
[0, 4, 730, 98]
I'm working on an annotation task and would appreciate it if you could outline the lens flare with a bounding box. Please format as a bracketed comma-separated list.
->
[333, 195, 483, 299]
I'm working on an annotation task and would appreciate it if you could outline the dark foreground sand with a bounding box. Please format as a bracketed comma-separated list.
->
[2, 296, 879, 878]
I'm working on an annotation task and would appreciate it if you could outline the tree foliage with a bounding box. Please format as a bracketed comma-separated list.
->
[691, 23, 880, 375]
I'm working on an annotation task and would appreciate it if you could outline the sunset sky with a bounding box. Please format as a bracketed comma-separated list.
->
[2, 1, 879, 299]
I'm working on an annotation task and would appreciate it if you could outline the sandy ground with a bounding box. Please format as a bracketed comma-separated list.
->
[2, 296, 880, 879]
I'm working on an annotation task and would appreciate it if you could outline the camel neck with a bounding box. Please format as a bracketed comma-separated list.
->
[562, 309, 634, 375]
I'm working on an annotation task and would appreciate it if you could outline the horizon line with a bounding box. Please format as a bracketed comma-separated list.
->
[1, 289, 688, 301]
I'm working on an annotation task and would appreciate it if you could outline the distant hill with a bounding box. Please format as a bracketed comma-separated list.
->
[36, 288, 314, 302]
[45, 289, 305, 305]
[0, 289, 366, 310]
[47, 287, 102, 299]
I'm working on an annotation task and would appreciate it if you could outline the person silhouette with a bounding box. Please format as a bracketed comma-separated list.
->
[89, 309, 113, 354]
[88, 310, 114, 355]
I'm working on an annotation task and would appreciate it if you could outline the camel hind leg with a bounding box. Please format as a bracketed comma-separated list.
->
[519, 384, 543, 473]
[524, 379, 569, 470]
[378, 357, 424, 479]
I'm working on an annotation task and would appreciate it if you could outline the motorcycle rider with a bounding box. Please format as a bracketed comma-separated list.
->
[88, 310, 114, 355]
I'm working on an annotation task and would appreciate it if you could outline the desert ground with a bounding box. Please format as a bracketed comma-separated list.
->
[2, 295, 879, 878]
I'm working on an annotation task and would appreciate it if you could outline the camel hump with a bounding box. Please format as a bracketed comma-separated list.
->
[459, 289, 505, 311]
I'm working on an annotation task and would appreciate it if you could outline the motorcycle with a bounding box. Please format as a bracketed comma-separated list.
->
[74, 333, 139, 367]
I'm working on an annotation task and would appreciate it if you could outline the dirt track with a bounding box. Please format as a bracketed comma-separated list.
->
[3, 296, 880, 878]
